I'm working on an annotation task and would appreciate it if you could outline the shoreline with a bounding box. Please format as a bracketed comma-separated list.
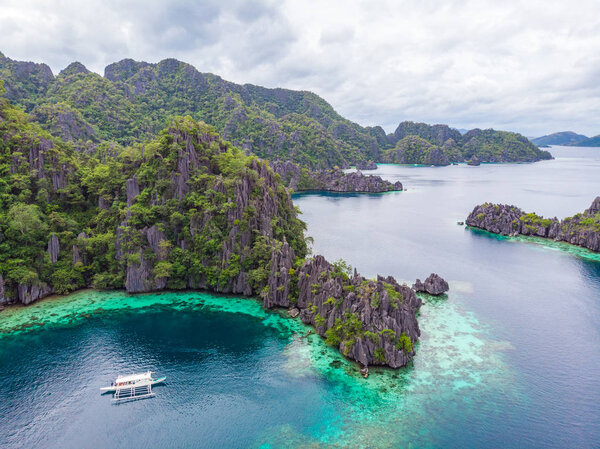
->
[466, 226, 600, 261]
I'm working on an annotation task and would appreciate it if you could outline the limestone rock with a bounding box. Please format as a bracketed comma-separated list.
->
[0, 275, 6, 306]
[264, 240, 295, 308]
[126, 175, 140, 207]
[47, 233, 59, 264]
[413, 273, 449, 295]
[586, 196, 600, 215]
[287, 255, 421, 368]
[356, 160, 377, 170]
[466, 198, 600, 252]
[17, 283, 53, 305]
[271, 161, 402, 193]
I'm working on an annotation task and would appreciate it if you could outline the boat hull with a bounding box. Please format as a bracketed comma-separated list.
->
[100, 377, 166, 392]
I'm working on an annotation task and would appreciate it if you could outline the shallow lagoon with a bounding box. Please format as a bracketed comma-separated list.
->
[1, 146, 599, 448]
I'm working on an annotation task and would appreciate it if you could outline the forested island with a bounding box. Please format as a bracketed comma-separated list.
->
[0, 82, 422, 369]
[466, 198, 600, 252]
[382, 122, 552, 165]
[0, 52, 552, 169]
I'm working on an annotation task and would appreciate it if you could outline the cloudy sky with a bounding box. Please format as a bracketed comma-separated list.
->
[1, 0, 599, 136]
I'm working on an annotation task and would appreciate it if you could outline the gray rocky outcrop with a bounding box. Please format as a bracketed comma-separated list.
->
[413, 273, 449, 295]
[264, 240, 295, 308]
[125, 251, 154, 292]
[47, 234, 60, 264]
[126, 175, 140, 207]
[0, 275, 6, 306]
[277, 255, 422, 368]
[17, 283, 53, 305]
[467, 156, 481, 166]
[271, 160, 402, 193]
[356, 160, 377, 170]
[466, 197, 600, 252]
[586, 197, 600, 215]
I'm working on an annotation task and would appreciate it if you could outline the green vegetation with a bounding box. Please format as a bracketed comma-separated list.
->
[1, 53, 552, 170]
[396, 332, 413, 353]
[325, 311, 365, 355]
[382, 122, 551, 164]
[0, 86, 307, 302]
[0, 54, 380, 169]
[520, 212, 553, 228]
[563, 213, 600, 233]
[383, 283, 403, 309]
[374, 347, 387, 364]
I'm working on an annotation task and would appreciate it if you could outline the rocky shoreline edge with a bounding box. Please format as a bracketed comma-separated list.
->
[466, 197, 600, 253]
[271, 161, 402, 193]
[0, 267, 449, 373]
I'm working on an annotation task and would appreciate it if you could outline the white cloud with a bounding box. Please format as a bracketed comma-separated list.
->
[0, 0, 599, 136]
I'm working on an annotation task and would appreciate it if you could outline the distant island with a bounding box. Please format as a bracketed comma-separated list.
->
[531, 131, 600, 147]
[381, 122, 551, 165]
[0, 51, 552, 169]
[466, 197, 600, 252]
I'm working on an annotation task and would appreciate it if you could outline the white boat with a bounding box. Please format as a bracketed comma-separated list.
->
[100, 371, 166, 393]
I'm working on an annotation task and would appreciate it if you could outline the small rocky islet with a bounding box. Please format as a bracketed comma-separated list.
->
[466, 197, 600, 252]
[271, 160, 402, 193]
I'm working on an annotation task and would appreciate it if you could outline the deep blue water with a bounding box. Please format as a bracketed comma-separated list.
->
[1, 146, 599, 448]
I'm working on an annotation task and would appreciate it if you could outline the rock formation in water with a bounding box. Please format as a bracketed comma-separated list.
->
[356, 160, 377, 170]
[412, 273, 449, 295]
[266, 255, 421, 368]
[271, 160, 402, 192]
[466, 197, 600, 252]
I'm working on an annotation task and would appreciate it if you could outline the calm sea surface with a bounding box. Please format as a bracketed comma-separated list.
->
[1, 146, 599, 448]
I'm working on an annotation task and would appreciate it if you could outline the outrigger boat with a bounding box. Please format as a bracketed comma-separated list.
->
[100, 371, 166, 402]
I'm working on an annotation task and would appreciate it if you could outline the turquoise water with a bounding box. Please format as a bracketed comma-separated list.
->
[1, 146, 599, 448]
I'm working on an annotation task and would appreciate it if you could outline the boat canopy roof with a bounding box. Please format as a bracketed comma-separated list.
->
[115, 371, 152, 383]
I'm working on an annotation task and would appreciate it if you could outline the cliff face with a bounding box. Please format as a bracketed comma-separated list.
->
[356, 160, 377, 170]
[271, 160, 402, 193]
[466, 197, 600, 252]
[266, 254, 421, 368]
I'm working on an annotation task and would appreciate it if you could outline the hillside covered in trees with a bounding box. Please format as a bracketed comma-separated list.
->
[0, 82, 423, 369]
[0, 52, 552, 168]
[382, 121, 552, 165]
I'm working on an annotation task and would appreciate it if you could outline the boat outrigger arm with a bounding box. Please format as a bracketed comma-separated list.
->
[100, 371, 166, 402]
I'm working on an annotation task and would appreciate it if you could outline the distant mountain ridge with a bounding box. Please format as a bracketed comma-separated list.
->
[531, 131, 600, 147]
[0, 51, 552, 167]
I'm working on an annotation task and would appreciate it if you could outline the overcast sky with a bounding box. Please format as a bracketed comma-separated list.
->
[1, 0, 599, 136]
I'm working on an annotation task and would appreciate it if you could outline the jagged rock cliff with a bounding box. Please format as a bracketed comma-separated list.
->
[413, 273, 449, 295]
[466, 197, 600, 252]
[271, 160, 402, 192]
[266, 254, 421, 368]
[356, 160, 377, 170]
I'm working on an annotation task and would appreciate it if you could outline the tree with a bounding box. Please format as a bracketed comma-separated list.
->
[7, 203, 47, 238]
